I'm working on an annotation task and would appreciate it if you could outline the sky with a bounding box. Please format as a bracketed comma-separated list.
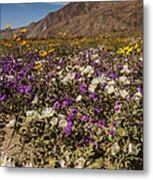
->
[0, 3, 68, 29]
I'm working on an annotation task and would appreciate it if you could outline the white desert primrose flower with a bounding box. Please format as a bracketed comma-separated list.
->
[41, 107, 54, 118]
[133, 90, 142, 101]
[91, 75, 106, 85]
[6, 75, 14, 81]
[94, 59, 100, 64]
[120, 89, 129, 98]
[81, 65, 94, 75]
[59, 119, 67, 128]
[26, 110, 41, 121]
[6, 117, 16, 128]
[74, 157, 85, 168]
[62, 72, 76, 84]
[58, 113, 66, 120]
[31, 94, 38, 104]
[76, 95, 82, 102]
[111, 142, 120, 156]
[88, 83, 97, 93]
[121, 64, 132, 74]
[119, 75, 130, 85]
[107, 79, 116, 85]
[60, 159, 66, 168]
[105, 85, 115, 94]
[128, 143, 138, 155]
[50, 117, 58, 126]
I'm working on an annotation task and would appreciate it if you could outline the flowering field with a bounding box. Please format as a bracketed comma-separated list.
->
[0, 30, 143, 169]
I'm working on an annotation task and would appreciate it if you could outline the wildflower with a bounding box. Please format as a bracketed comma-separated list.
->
[109, 129, 115, 135]
[31, 95, 38, 104]
[81, 65, 94, 76]
[121, 64, 131, 73]
[105, 85, 115, 94]
[74, 157, 85, 168]
[97, 120, 105, 129]
[138, 86, 143, 95]
[41, 107, 54, 118]
[62, 97, 70, 107]
[48, 48, 55, 53]
[17, 85, 32, 94]
[26, 110, 41, 121]
[20, 40, 27, 46]
[128, 143, 138, 155]
[88, 83, 97, 93]
[120, 89, 129, 98]
[79, 83, 87, 94]
[50, 117, 58, 126]
[95, 108, 101, 113]
[117, 46, 133, 55]
[59, 119, 67, 128]
[53, 101, 60, 110]
[81, 115, 89, 122]
[89, 93, 98, 100]
[84, 137, 95, 144]
[108, 73, 117, 80]
[119, 75, 130, 85]
[64, 121, 73, 135]
[0, 94, 7, 102]
[114, 105, 121, 112]
[75, 73, 81, 80]
[111, 142, 120, 156]
[13, 34, 17, 39]
[24, 85, 32, 94]
[76, 95, 82, 102]
[16, 37, 21, 41]
[40, 51, 47, 57]
[20, 28, 27, 33]
[59, 159, 66, 168]
[33, 64, 42, 70]
[67, 113, 75, 121]
[6, 24, 11, 29]
[71, 109, 78, 115]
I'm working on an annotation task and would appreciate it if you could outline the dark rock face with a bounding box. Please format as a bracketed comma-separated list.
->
[0, 0, 143, 39]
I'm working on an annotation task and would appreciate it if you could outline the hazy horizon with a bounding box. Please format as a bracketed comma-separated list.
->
[0, 2, 68, 30]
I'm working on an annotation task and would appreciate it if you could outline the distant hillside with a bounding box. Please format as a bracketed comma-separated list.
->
[0, 0, 143, 39]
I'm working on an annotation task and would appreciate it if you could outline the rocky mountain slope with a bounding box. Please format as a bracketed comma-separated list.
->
[0, 0, 143, 39]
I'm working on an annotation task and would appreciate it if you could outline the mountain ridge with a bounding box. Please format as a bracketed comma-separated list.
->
[0, 1, 143, 39]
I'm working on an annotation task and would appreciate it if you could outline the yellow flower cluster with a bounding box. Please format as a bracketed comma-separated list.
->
[33, 64, 43, 70]
[20, 28, 27, 33]
[40, 51, 48, 57]
[117, 46, 133, 55]
[59, 32, 67, 37]
[6, 24, 12, 29]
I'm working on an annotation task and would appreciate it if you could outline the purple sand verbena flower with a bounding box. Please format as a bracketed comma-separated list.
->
[114, 106, 121, 112]
[71, 109, 78, 115]
[138, 86, 143, 94]
[64, 121, 73, 136]
[53, 101, 60, 110]
[95, 108, 101, 113]
[89, 93, 98, 100]
[67, 114, 75, 122]
[81, 115, 89, 122]
[62, 97, 70, 107]
[84, 137, 95, 144]
[109, 129, 115, 136]
[97, 120, 105, 129]
[17, 85, 32, 94]
[79, 83, 87, 94]
[108, 73, 117, 80]
[24, 85, 32, 94]
[0, 94, 7, 102]
[75, 73, 81, 80]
